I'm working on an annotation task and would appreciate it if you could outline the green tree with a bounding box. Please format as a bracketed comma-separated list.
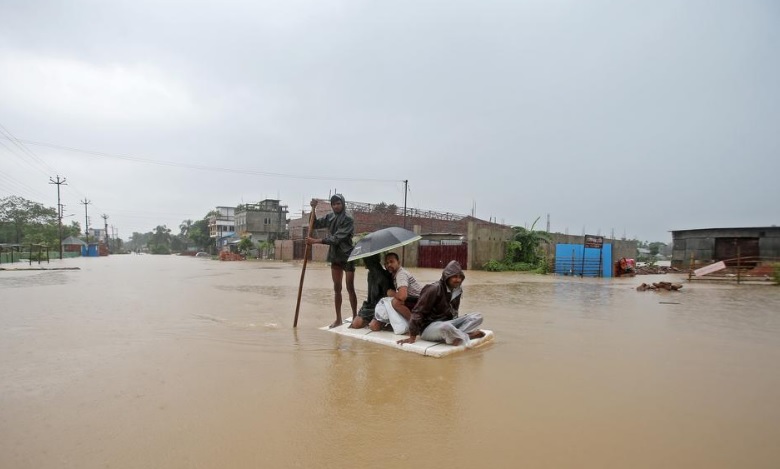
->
[127, 231, 152, 251]
[0, 196, 59, 245]
[648, 242, 666, 257]
[148, 225, 172, 254]
[506, 217, 551, 265]
[237, 236, 254, 256]
[65, 221, 81, 239]
[177, 219, 194, 251]
[257, 240, 273, 259]
[189, 218, 212, 251]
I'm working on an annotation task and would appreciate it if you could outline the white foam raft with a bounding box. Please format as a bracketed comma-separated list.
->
[321, 322, 495, 358]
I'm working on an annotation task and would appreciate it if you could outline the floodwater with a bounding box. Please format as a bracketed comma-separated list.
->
[1, 255, 779, 469]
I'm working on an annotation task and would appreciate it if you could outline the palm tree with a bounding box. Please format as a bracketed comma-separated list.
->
[179, 219, 193, 238]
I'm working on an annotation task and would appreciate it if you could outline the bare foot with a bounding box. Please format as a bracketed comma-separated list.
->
[329, 319, 343, 329]
[468, 330, 486, 340]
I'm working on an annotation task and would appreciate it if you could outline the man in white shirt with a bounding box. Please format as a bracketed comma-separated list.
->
[368, 251, 423, 331]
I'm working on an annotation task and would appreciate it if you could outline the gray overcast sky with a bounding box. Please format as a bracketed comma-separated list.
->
[1, 0, 778, 243]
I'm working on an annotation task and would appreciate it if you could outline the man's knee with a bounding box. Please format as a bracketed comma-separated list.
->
[441, 323, 457, 334]
[466, 312, 483, 323]
[391, 297, 404, 309]
[368, 320, 384, 331]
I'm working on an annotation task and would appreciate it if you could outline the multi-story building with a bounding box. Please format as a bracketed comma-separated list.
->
[209, 206, 235, 239]
[234, 199, 289, 242]
[87, 228, 106, 243]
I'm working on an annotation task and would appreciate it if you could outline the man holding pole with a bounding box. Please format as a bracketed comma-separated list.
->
[306, 194, 357, 328]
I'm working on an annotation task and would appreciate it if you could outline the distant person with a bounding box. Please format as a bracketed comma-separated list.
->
[368, 252, 423, 331]
[306, 194, 357, 328]
[397, 260, 484, 346]
[350, 254, 394, 329]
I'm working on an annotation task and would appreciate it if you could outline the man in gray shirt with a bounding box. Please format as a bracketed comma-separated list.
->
[368, 251, 423, 331]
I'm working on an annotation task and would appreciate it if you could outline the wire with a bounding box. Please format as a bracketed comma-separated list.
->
[0, 170, 52, 201]
[0, 124, 59, 177]
[6, 137, 404, 183]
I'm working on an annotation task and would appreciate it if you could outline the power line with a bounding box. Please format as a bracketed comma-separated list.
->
[0, 170, 51, 201]
[0, 139, 52, 182]
[0, 124, 58, 177]
[8, 137, 403, 183]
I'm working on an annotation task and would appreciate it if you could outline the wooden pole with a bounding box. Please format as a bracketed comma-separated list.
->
[736, 245, 741, 285]
[293, 208, 317, 328]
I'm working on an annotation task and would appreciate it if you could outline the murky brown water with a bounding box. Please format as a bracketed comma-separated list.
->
[1, 255, 779, 468]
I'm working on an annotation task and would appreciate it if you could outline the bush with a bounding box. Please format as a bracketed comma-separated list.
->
[150, 245, 171, 255]
[483, 259, 542, 272]
[483, 259, 507, 271]
[773, 263, 780, 285]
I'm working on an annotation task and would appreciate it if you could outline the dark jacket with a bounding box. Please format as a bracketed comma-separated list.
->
[358, 254, 394, 319]
[312, 194, 354, 264]
[408, 260, 465, 336]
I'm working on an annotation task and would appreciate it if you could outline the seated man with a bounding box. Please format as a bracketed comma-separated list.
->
[368, 252, 423, 332]
[397, 260, 484, 346]
[350, 254, 393, 329]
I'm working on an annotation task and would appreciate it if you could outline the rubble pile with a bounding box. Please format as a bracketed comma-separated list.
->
[219, 251, 245, 261]
[635, 265, 681, 275]
[636, 282, 683, 292]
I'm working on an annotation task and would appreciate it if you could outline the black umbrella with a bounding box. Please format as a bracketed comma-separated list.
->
[348, 227, 422, 261]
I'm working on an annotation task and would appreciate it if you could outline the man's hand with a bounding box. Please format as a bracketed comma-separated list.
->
[310, 198, 318, 209]
[305, 237, 320, 245]
[397, 336, 416, 345]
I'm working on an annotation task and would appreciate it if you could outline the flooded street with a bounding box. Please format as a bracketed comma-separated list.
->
[1, 255, 779, 468]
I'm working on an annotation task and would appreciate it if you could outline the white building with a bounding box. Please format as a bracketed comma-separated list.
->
[209, 206, 235, 239]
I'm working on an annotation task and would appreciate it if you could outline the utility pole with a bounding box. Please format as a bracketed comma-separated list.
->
[49, 175, 67, 259]
[402, 180, 408, 229]
[81, 198, 91, 244]
[402, 179, 408, 263]
[101, 214, 109, 253]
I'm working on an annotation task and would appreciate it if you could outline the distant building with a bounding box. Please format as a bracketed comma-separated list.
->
[62, 236, 87, 253]
[234, 199, 289, 242]
[285, 198, 508, 269]
[209, 206, 235, 239]
[88, 228, 106, 243]
[217, 232, 237, 251]
[288, 199, 497, 240]
[671, 226, 780, 268]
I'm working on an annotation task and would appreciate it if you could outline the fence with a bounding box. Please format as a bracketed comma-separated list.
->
[687, 254, 779, 284]
[553, 243, 613, 278]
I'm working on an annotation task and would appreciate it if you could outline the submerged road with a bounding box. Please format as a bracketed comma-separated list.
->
[1, 255, 779, 468]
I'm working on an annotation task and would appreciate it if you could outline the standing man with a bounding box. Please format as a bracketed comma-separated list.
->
[397, 260, 485, 346]
[306, 194, 357, 328]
